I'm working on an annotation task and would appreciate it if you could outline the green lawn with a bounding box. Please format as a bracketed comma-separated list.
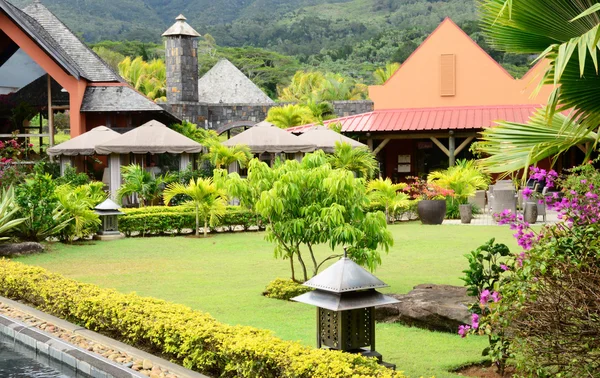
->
[15, 223, 519, 378]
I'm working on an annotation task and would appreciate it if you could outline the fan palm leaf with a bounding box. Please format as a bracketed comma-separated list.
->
[328, 142, 379, 179]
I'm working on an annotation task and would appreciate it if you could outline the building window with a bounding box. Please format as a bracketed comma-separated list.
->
[440, 54, 456, 97]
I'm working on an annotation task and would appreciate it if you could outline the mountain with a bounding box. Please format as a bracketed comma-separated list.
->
[9, 0, 478, 56]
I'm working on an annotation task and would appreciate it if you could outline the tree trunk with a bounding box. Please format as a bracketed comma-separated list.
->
[296, 247, 308, 282]
[385, 204, 390, 224]
[307, 243, 318, 277]
[203, 218, 208, 238]
[289, 255, 296, 282]
[195, 204, 200, 237]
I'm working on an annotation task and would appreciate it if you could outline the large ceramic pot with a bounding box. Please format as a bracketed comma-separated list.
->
[417, 199, 446, 225]
[524, 202, 538, 224]
[459, 204, 472, 224]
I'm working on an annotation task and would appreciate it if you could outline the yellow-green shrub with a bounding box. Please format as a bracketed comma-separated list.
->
[0, 260, 407, 378]
[263, 278, 313, 301]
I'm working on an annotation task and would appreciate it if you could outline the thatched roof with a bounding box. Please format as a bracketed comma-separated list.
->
[222, 121, 315, 154]
[198, 59, 274, 104]
[47, 126, 119, 156]
[296, 126, 367, 153]
[95, 120, 202, 155]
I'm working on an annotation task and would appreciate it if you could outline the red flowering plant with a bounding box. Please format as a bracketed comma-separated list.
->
[0, 138, 33, 187]
[403, 176, 454, 200]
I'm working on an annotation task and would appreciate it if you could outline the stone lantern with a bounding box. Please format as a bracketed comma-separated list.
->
[93, 199, 124, 240]
[292, 251, 399, 369]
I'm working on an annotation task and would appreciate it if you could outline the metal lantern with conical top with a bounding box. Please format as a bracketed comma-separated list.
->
[93, 199, 124, 240]
[292, 250, 399, 369]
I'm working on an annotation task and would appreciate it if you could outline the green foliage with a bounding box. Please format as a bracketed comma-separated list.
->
[278, 71, 368, 102]
[263, 278, 313, 301]
[0, 260, 406, 378]
[118, 164, 175, 207]
[170, 121, 220, 146]
[163, 178, 228, 237]
[205, 143, 252, 169]
[54, 165, 91, 187]
[428, 160, 489, 204]
[118, 56, 166, 101]
[0, 187, 26, 242]
[14, 164, 70, 242]
[373, 62, 400, 85]
[92, 46, 125, 71]
[255, 151, 393, 281]
[327, 142, 379, 179]
[367, 178, 411, 223]
[119, 206, 265, 236]
[55, 183, 105, 242]
[266, 104, 316, 129]
[445, 200, 480, 220]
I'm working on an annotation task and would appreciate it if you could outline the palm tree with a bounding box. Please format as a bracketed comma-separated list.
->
[266, 104, 316, 129]
[328, 142, 379, 179]
[118, 57, 166, 101]
[367, 178, 410, 223]
[118, 164, 173, 207]
[427, 160, 490, 203]
[163, 178, 227, 237]
[476, 0, 600, 172]
[205, 143, 253, 169]
[55, 183, 105, 242]
[373, 62, 401, 85]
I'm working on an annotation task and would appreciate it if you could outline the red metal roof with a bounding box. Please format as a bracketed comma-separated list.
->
[287, 105, 543, 134]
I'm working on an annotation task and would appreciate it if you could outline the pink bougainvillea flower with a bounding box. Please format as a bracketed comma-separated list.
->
[479, 289, 490, 304]
[458, 324, 471, 338]
[471, 313, 479, 329]
[491, 292, 501, 303]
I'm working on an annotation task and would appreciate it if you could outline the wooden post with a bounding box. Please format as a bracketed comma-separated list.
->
[449, 131, 456, 167]
[47, 75, 55, 147]
[367, 138, 373, 152]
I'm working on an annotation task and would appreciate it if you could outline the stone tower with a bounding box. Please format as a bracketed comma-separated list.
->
[162, 15, 201, 103]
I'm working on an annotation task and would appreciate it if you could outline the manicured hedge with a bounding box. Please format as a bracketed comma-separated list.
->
[0, 260, 406, 378]
[120, 206, 265, 236]
[263, 278, 314, 301]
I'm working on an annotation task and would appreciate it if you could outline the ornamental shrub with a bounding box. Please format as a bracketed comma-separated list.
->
[120, 206, 265, 236]
[263, 278, 313, 301]
[0, 260, 406, 378]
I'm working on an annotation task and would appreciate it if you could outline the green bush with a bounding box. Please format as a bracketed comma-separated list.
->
[120, 206, 265, 236]
[0, 260, 406, 378]
[263, 278, 313, 301]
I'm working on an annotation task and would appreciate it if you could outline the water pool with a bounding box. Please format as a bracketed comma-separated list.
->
[0, 334, 80, 378]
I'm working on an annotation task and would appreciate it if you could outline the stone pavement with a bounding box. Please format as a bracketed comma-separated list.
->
[443, 209, 562, 226]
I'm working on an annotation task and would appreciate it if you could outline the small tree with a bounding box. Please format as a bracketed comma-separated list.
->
[266, 104, 316, 129]
[367, 178, 410, 223]
[118, 164, 174, 206]
[163, 178, 227, 237]
[256, 151, 393, 281]
[205, 143, 252, 170]
[327, 142, 379, 179]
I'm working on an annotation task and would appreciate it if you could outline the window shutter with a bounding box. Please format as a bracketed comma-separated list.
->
[440, 54, 456, 96]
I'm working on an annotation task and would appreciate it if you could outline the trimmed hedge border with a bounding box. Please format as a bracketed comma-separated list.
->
[0, 260, 407, 378]
[120, 206, 265, 236]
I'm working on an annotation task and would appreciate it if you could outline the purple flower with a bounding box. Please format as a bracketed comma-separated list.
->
[522, 187, 533, 199]
[480, 289, 490, 304]
[500, 264, 509, 271]
[471, 313, 479, 329]
[458, 324, 471, 338]
[492, 292, 501, 302]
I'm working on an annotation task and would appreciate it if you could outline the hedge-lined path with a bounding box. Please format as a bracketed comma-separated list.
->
[15, 222, 521, 378]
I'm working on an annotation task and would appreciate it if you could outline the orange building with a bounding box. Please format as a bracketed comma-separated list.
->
[0, 0, 177, 143]
[292, 18, 574, 180]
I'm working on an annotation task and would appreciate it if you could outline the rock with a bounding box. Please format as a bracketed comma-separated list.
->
[108, 353, 119, 361]
[124, 362, 134, 368]
[150, 374, 160, 378]
[142, 359, 153, 370]
[375, 284, 474, 333]
[132, 364, 142, 371]
[0, 242, 44, 256]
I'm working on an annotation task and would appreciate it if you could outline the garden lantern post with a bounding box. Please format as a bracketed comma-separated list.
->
[292, 250, 399, 369]
[93, 199, 124, 240]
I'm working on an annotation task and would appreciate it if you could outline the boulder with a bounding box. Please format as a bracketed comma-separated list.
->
[375, 284, 474, 332]
[0, 242, 44, 257]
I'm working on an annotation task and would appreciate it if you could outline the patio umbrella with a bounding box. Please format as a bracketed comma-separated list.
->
[95, 120, 203, 155]
[222, 121, 316, 154]
[295, 126, 367, 153]
[47, 126, 120, 156]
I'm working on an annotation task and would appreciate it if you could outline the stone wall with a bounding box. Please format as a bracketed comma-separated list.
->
[165, 37, 199, 103]
[161, 100, 374, 130]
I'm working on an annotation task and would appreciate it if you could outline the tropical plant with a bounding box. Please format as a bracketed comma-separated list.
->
[403, 177, 455, 200]
[55, 183, 105, 242]
[118, 56, 166, 101]
[278, 71, 368, 102]
[265, 104, 316, 129]
[327, 142, 379, 179]
[373, 62, 400, 85]
[0, 187, 25, 242]
[163, 178, 228, 237]
[255, 151, 393, 281]
[205, 143, 253, 169]
[476, 0, 600, 172]
[366, 178, 410, 223]
[171, 121, 220, 146]
[118, 164, 174, 207]
[428, 160, 490, 203]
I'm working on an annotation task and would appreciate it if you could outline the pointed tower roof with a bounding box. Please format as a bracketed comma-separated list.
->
[198, 59, 274, 104]
[303, 256, 389, 293]
[162, 14, 201, 37]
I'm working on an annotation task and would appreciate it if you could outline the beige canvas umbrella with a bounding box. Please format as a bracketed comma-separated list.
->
[222, 121, 315, 154]
[296, 126, 367, 153]
[95, 120, 203, 155]
[47, 126, 120, 156]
